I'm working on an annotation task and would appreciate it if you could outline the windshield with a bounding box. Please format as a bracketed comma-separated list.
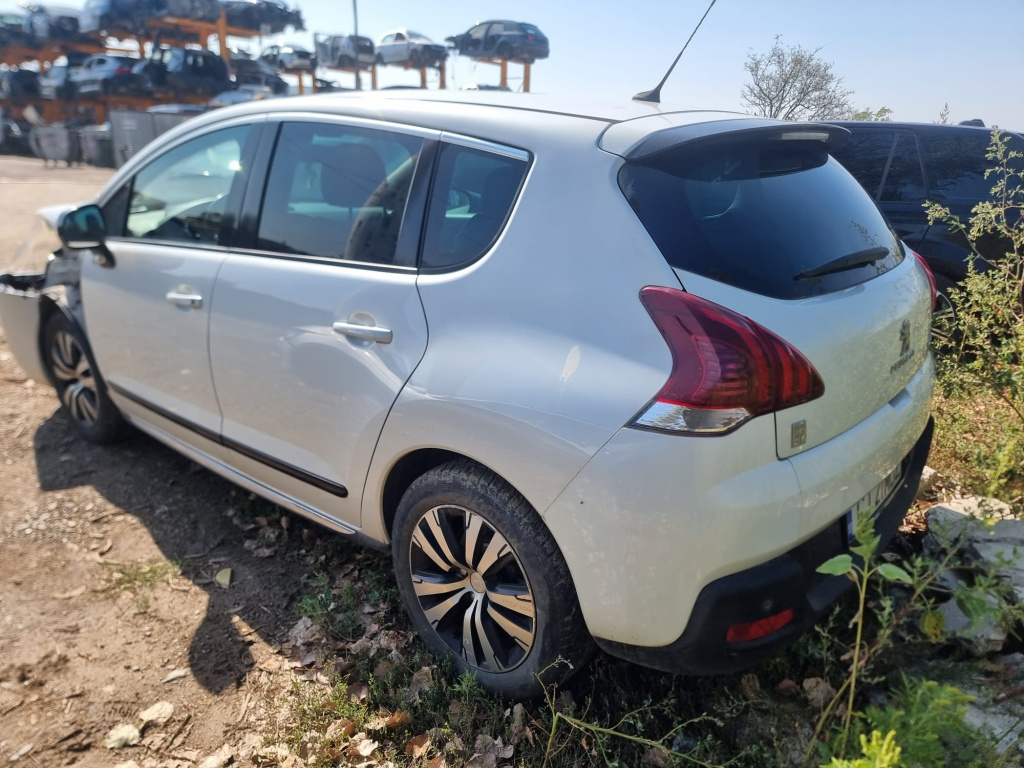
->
[409, 32, 431, 42]
[520, 24, 542, 36]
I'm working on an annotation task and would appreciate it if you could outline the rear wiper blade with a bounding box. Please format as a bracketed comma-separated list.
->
[793, 246, 891, 281]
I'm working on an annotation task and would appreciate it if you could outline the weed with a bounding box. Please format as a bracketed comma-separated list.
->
[102, 559, 180, 592]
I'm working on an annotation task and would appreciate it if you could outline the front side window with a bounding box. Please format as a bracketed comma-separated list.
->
[257, 122, 423, 264]
[126, 125, 251, 244]
[420, 143, 528, 270]
[880, 134, 925, 202]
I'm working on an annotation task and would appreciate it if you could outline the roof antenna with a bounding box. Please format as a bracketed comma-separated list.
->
[633, 0, 719, 104]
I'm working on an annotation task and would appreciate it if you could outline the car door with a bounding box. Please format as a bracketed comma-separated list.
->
[378, 33, 394, 62]
[208, 117, 435, 528]
[876, 131, 929, 250]
[80, 119, 261, 439]
[393, 32, 409, 62]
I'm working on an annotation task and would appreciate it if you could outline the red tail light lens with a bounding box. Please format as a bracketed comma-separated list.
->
[634, 287, 824, 435]
[911, 250, 937, 311]
[115, 66, 131, 75]
[726, 609, 795, 644]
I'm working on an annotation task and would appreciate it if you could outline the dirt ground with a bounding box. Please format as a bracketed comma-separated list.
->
[0, 158, 333, 765]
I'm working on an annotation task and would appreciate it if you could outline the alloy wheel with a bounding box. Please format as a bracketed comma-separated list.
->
[409, 504, 536, 673]
[50, 329, 99, 425]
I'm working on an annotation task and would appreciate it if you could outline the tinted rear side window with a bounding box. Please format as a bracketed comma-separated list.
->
[829, 131, 893, 199]
[620, 140, 902, 300]
[420, 143, 528, 270]
[922, 131, 1024, 201]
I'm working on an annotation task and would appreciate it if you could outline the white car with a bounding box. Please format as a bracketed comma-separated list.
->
[375, 29, 447, 68]
[0, 92, 936, 698]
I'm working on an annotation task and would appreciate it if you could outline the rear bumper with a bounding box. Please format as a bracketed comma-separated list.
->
[595, 417, 933, 675]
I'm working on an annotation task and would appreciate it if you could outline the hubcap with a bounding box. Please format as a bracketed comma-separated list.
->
[409, 505, 536, 673]
[50, 330, 99, 426]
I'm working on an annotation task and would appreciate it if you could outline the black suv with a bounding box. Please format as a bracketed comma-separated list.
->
[446, 20, 549, 62]
[830, 121, 1024, 308]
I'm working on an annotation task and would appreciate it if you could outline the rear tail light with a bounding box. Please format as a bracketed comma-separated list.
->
[911, 250, 937, 311]
[726, 609, 795, 644]
[634, 287, 824, 435]
[115, 66, 131, 75]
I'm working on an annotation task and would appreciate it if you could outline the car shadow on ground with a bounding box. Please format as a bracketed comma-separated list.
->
[32, 406, 358, 694]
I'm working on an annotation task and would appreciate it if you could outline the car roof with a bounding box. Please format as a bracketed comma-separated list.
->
[114, 91, 760, 183]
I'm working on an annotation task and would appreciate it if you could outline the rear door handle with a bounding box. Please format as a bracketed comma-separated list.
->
[166, 291, 203, 309]
[332, 321, 393, 344]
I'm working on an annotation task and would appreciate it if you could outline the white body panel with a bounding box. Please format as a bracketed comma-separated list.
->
[673, 257, 933, 457]
[209, 256, 428, 527]
[543, 355, 933, 646]
[80, 241, 225, 433]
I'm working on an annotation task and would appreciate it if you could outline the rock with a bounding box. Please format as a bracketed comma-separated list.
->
[161, 668, 188, 684]
[7, 744, 33, 762]
[197, 744, 233, 768]
[997, 652, 1024, 667]
[938, 597, 1006, 656]
[113, 762, 140, 768]
[802, 677, 836, 710]
[104, 724, 142, 749]
[964, 702, 1024, 753]
[139, 701, 174, 725]
[214, 568, 232, 589]
[918, 465, 940, 496]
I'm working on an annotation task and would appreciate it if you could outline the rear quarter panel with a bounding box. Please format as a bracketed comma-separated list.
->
[360, 132, 680, 542]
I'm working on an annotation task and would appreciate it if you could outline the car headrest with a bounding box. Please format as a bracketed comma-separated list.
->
[321, 143, 386, 208]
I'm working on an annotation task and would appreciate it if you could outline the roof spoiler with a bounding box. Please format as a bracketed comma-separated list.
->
[624, 119, 852, 162]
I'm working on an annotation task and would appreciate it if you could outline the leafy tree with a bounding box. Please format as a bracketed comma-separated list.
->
[852, 106, 893, 122]
[741, 35, 855, 121]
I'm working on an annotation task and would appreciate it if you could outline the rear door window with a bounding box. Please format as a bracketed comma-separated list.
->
[922, 131, 1024, 200]
[256, 122, 423, 264]
[880, 134, 926, 202]
[620, 139, 902, 300]
[420, 142, 528, 270]
[830, 131, 893, 199]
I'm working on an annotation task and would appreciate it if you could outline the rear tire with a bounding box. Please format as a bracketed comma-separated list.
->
[931, 273, 959, 346]
[392, 460, 592, 699]
[43, 311, 128, 444]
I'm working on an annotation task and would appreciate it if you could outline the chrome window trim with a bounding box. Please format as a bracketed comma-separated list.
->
[263, 111, 442, 141]
[438, 131, 531, 162]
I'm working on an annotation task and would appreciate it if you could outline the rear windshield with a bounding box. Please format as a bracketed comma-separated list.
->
[619, 140, 902, 300]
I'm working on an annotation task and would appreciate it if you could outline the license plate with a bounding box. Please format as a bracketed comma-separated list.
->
[845, 463, 905, 543]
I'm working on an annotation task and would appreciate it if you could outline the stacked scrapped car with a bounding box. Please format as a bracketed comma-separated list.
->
[71, 53, 137, 95]
[0, 92, 934, 699]
[446, 20, 549, 62]
[223, 0, 303, 34]
[134, 47, 230, 96]
[260, 44, 315, 71]
[376, 30, 447, 68]
[315, 33, 374, 69]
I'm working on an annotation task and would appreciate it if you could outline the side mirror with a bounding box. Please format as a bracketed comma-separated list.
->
[57, 204, 106, 250]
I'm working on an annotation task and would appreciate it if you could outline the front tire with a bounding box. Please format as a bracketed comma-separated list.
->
[392, 460, 592, 699]
[43, 311, 128, 443]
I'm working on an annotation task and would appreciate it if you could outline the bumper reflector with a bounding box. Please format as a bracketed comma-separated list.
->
[725, 608, 795, 644]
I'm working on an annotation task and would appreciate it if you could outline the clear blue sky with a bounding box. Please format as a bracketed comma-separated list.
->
[247, 0, 1023, 127]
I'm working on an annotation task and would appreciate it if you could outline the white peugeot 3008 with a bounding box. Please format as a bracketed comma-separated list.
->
[0, 92, 935, 698]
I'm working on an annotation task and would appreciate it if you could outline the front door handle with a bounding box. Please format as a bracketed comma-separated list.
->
[166, 291, 203, 309]
[332, 321, 393, 344]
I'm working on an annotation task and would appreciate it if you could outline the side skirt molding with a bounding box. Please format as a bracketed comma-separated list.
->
[123, 412, 374, 540]
[108, 383, 349, 498]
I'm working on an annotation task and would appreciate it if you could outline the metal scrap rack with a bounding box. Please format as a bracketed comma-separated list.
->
[470, 56, 532, 92]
